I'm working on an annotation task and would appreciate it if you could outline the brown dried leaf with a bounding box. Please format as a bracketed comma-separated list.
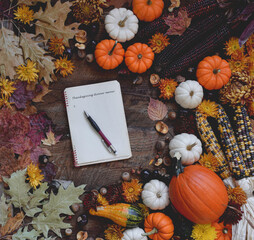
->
[0, 212, 24, 236]
[33, 81, 52, 102]
[168, 0, 180, 12]
[41, 128, 62, 146]
[148, 98, 168, 121]
[164, 9, 191, 36]
[21, 104, 38, 116]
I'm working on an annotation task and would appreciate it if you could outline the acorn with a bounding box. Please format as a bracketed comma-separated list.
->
[155, 158, 163, 166]
[155, 140, 166, 151]
[76, 43, 86, 59]
[71, 203, 80, 213]
[155, 121, 169, 134]
[99, 187, 107, 195]
[39, 155, 49, 165]
[150, 74, 160, 87]
[168, 111, 177, 120]
[75, 30, 87, 44]
[122, 172, 131, 181]
[132, 75, 143, 85]
[86, 54, 94, 63]
[65, 228, 72, 236]
[77, 231, 88, 240]
[163, 156, 171, 166]
[77, 214, 88, 228]
[91, 189, 99, 196]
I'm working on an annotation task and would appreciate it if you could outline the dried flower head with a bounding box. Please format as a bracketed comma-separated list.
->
[104, 224, 124, 240]
[122, 178, 142, 203]
[48, 37, 65, 56]
[0, 78, 16, 98]
[104, 184, 123, 204]
[26, 163, 44, 189]
[199, 152, 219, 172]
[228, 55, 249, 73]
[54, 56, 74, 77]
[225, 37, 244, 57]
[83, 192, 97, 211]
[219, 202, 243, 225]
[191, 224, 217, 240]
[14, 5, 34, 24]
[16, 60, 39, 84]
[0, 96, 13, 109]
[149, 33, 170, 53]
[197, 100, 218, 118]
[227, 186, 247, 206]
[159, 78, 178, 100]
[72, 0, 106, 24]
[246, 33, 254, 55]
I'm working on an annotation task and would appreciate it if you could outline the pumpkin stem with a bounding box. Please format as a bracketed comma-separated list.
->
[223, 228, 228, 234]
[213, 69, 221, 74]
[138, 54, 142, 59]
[108, 40, 118, 56]
[147, 0, 152, 5]
[190, 91, 194, 97]
[173, 152, 184, 176]
[142, 228, 158, 236]
[118, 16, 128, 27]
[187, 142, 197, 151]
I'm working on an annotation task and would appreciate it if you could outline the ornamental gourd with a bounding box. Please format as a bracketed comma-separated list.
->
[105, 8, 139, 42]
[196, 55, 231, 90]
[125, 43, 154, 73]
[144, 213, 174, 240]
[175, 80, 204, 109]
[211, 221, 232, 240]
[95, 39, 124, 70]
[169, 161, 228, 224]
[169, 133, 202, 165]
[142, 179, 169, 210]
[132, 0, 164, 22]
[122, 227, 148, 240]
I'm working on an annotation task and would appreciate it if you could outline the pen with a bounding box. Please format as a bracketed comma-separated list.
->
[84, 110, 117, 155]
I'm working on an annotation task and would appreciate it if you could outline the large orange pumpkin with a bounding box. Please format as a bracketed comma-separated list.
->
[125, 43, 154, 73]
[169, 164, 228, 224]
[132, 0, 164, 22]
[95, 39, 125, 70]
[196, 55, 231, 90]
[144, 212, 174, 240]
[212, 221, 232, 240]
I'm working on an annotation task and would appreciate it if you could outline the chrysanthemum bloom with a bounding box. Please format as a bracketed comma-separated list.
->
[199, 152, 219, 172]
[197, 100, 218, 118]
[16, 60, 39, 84]
[26, 163, 44, 189]
[104, 224, 124, 240]
[54, 56, 74, 77]
[122, 178, 142, 203]
[191, 224, 217, 240]
[49, 37, 65, 56]
[14, 5, 34, 24]
[0, 78, 16, 98]
[149, 33, 170, 53]
[159, 78, 178, 100]
[225, 37, 244, 56]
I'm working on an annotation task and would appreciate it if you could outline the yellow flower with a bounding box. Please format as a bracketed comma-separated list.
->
[122, 179, 142, 203]
[197, 100, 218, 118]
[199, 152, 219, 172]
[191, 224, 217, 240]
[149, 33, 170, 53]
[227, 186, 247, 206]
[225, 37, 244, 56]
[229, 55, 249, 73]
[0, 78, 16, 98]
[0, 95, 13, 109]
[49, 37, 65, 56]
[16, 60, 39, 84]
[14, 5, 34, 24]
[246, 33, 254, 55]
[159, 78, 178, 100]
[54, 56, 74, 77]
[104, 224, 124, 240]
[26, 163, 44, 189]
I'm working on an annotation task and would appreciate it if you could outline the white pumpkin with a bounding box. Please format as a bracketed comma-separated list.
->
[141, 179, 169, 210]
[169, 133, 202, 165]
[105, 8, 139, 42]
[175, 80, 203, 109]
[122, 227, 148, 240]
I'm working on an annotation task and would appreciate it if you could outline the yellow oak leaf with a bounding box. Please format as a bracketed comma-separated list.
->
[41, 128, 62, 146]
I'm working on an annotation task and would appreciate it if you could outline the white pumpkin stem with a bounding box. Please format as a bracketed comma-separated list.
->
[118, 16, 128, 27]
[187, 142, 197, 151]
[142, 228, 158, 236]
[108, 40, 118, 56]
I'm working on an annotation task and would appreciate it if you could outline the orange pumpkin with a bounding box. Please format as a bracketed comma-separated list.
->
[196, 55, 231, 90]
[212, 222, 232, 240]
[125, 43, 154, 73]
[95, 39, 125, 70]
[144, 212, 174, 240]
[169, 164, 228, 224]
[132, 0, 164, 22]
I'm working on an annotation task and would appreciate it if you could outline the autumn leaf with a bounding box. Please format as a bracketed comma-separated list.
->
[33, 81, 52, 102]
[0, 212, 24, 237]
[12, 226, 40, 240]
[147, 98, 168, 121]
[41, 127, 62, 146]
[164, 9, 191, 36]
[0, 27, 24, 79]
[0, 195, 11, 227]
[17, 0, 50, 5]
[33, 1, 80, 47]
[168, 0, 180, 12]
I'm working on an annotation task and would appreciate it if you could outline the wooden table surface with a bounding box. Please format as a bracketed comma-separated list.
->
[35, 0, 192, 238]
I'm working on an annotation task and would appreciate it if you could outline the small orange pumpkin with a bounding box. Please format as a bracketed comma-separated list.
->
[144, 212, 174, 240]
[125, 43, 154, 73]
[212, 221, 232, 240]
[95, 39, 125, 70]
[132, 0, 164, 22]
[196, 55, 231, 90]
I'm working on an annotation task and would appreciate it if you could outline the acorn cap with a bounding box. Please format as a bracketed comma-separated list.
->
[77, 231, 88, 240]
[150, 73, 160, 87]
[75, 43, 86, 50]
[75, 30, 87, 44]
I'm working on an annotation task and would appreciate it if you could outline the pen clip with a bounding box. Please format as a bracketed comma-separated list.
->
[101, 139, 112, 153]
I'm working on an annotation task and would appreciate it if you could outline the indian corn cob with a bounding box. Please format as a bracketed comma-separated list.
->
[216, 104, 250, 179]
[196, 111, 231, 179]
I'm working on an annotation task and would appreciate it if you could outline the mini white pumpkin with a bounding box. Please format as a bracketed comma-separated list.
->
[169, 133, 202, 165]
[141, 179, 169, 210]
[175, 80, 203, 109]
[122, 227, 148, 240]
[105, 8, 139, 42]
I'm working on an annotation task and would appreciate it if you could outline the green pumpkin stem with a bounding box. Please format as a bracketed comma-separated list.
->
[147, 0, 152, 5]
[108, 41, 118, 56]
[173, 152, 184, 177]
[213, 69, 221, 74]
[142, 228, 158, 236]
[118, 16, 128, 27]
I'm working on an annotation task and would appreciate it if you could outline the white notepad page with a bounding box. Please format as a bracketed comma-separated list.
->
[64, 80, 132, 166]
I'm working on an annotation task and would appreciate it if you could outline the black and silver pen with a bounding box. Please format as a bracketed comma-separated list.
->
[84, 111, 117, 155]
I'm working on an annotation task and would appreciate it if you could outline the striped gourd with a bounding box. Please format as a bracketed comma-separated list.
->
[196, 111, 231, 179]
[216, 104, 250, 179]
[89, 203, 143, 227]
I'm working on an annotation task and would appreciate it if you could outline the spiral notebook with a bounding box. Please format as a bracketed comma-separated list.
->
[64, 80, 132, 167]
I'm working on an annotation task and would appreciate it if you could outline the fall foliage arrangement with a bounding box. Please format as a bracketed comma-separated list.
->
[0, 0, 254, 239]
